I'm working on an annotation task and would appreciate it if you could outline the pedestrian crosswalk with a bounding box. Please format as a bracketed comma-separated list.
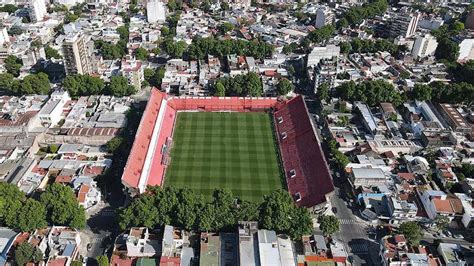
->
[339, 219, 357, 225]
[350, 244, 368, 253]
[90, 238, 102, 244]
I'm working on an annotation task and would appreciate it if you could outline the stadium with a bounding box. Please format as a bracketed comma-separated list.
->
[121, 89, 334, 210]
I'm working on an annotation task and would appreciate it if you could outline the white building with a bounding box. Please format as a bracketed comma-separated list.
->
[126, 227, 160, 257]
[29, 0, 47, 22]
[53, 0, 84, 8]
[387, 196, 418, 224]
[315, 7, 334, 28]
[390, 12, 421, 38]
[412, 34, 438, 59]
[38, 91, 71, 127]
[0, 28, 9, 45]
[307, 45, 340, 68]
[456, 193, 474, 229]
[257, 230, 280, 265]
[147, 0, 167, 23]
[351, 168, 386, 187]
[458, 39, 474, 62]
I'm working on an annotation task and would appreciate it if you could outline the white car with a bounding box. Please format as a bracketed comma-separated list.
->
[453, 234, 464, 239]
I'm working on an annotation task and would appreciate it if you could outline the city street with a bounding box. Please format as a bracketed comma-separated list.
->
[331, 186, 381, 265]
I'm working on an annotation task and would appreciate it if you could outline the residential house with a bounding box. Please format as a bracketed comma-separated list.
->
[125, 227, 160, 257]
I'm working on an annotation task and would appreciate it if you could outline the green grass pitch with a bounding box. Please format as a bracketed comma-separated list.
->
[165, 112, 283, 203]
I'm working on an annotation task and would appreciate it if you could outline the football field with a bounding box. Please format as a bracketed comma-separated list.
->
[165, 112, 283, 202]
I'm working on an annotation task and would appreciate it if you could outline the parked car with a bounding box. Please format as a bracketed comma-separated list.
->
[453, 234, 464, 239]
[443, 230, 453, 238]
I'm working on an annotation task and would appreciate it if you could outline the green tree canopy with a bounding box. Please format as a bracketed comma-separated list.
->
[45, 45, 62, 59]
[119, 187, 311, 239]
[134, 47, 149, 60]
[435, 38, 459, 62]
[106, 137, 124, 154]
[260, 190, 312, 239]
[62, 74, 105, 97]
[0, 4, 19, 13]
[40, 184, 86, 229]
[16, 198, 47, 232]
[5, 55, 23, 77]
[276, 79, 294, 96]
[20, 73, 51, 95]
[335, 80, 403, 106]
[434, 215, 450, 232]
[398, 221, 423, 246]
[0, 183, 25, 228]
[411, 83, 432, 101]
[186, 36, 274, 60]
[15, 242, 43, 266]
[107, 76, 136, 97]
[219, 22, 234, 34]
[96, 255, 109, 266]
[318, 215, 340, 235]
[214, 73, 263, 97]
[214, 82, 226, 96]
[316, 83, 330, 102]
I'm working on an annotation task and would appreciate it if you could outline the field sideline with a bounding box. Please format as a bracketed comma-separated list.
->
[164, 112, 283, 202]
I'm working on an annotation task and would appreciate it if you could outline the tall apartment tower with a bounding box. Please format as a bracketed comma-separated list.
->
[315, 7, 334, 29]
[147, 0, 166, 23]
[390, 12, 421, 38]
[411, 34, 438, 59]
[62, 33, 93, 75]
[29, 0, 47, 22]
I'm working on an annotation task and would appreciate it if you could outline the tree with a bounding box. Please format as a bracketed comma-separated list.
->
[219, 22, 234, 34]
[260, 190, 312, 239]
[107, 76, 136, 97]
[398, 221, 423, 246]
[71, 261, 83, 266]
[96, 255, 109, 266]
[134, 47, 149, 60]
[16, 198, 47, 232]
[434, 215, 449, 232]
[339, 42, 351, 54]
[20, 73, 51, 95]
[15, 242, 43, 266]
[318, 215, 340, 235]
[106, 137, 123, 153]
[0, 183, 24, 228]
[450, 60, 474, 84]
[336, 18, 349, 30]
[49, 144, 59, 153]
[62, 74, 106, 97]
[435, 38, 459, 62]
[8, 25, 23, 36]
[411, 83, 432, 101]
[0, 4, 19, 14]
[0, 73, 20, 94]
[40, 184, 86, 229]
[5, 55, 22, 77]
[276, 79, 294, 96]
[214, 82, 225, 96]
[162, 40, 187, 58]
[64, 12, 79, 23]
[45, 45, 62, 59]
[316, 83, 330, 102]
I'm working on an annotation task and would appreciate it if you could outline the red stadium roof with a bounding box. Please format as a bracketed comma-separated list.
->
[274, 96, 334, 208]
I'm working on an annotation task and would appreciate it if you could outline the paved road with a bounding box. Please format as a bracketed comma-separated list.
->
[331, 187, 381, 265]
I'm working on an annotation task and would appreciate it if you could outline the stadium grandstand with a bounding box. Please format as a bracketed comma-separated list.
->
[122, 89, 334, 210]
